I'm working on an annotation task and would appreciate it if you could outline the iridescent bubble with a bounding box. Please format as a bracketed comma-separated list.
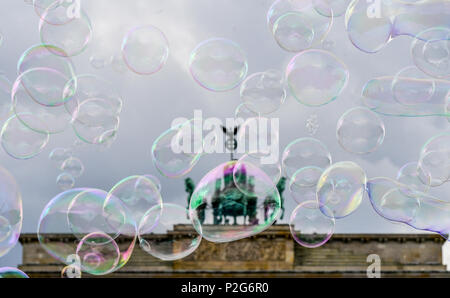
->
[412, 27, 450, 79]
[38, 188, 136, 275]
[189, 161, 281, 242]
[418, 132, 450, 187]
[139, 203, 202, 261]
[336, 107, 385, 154]
[289, 166, 323, 205]
[75, 232, 121, 276]
[267, 0, 333, 52]
[56, 172, 75, 190]
[233, 154, 282, 197]
[107, 175, 163, 226]
[289, 200, 335, 248]
[317, 161, 367, 219]
[345, 0, 450, 53]
[0, 267, 28, 278]
[142, 174, 162, 192]
[17, 44, 75, 76]
[33, 0, 78, 25]
[121, 25, 169, 75]
[39, 7, 92, 57]
[362, 75, 450, 117]
[60, 157, 84, 178]
[392, 66, 436, 106]
[49, 147, 73, 165]
[1, 113, 49, 160]
[0, 166, 22, 258]
[286, 49, 349, 106]
[367, 177, 421, 224]
[240, 70, 286, 115]
[12, 69, 73, 134]
[189, 38, 248, 92]
[397, 162, 430, 196]
[152, 119, 203, 178]
[282, 137, 332, 179]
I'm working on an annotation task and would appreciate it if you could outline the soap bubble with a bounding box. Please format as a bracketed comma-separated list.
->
[189, 161, 281, 242]
[33, 0, 77, 25]
[189, 38, 248, 92]
[282, 137, 332, 179]
[317, 161, 367, 219]
[367, 177, 421, 224]
[38, 188, 136, 275]
[60, 157, 84, 178]
[49, 147, 73, 165]
[362, 75, 450, 117]
[39, 7, 92, 57]
[1, 113, 49, 160]
[418, 132, 450, 187]
[75, 232, 121, 275]
[345, 0, 393, 53]
[0, 166, 22, 258]
[139, 203, 202, 261]
[289, 166, 323, 205]
[142, 174, 162, 192]
[56, 172, 75, 190]
[289, 200, 335, 248]
[240, 70, 286, 115]
[267, 0, 333, 52]
[397, 162, 430, 196]
[152, 119, 203, 178]
[286, 49, 349, 106]
[17, 44, 75, 76]
[0, 268, 28, 278]
[336, 107, 385, 154]
[392, 66, 436, 106]
[107, 175, 163, 226]
[122, 25, 169, 75]
[233, 154, 282, 197]
[412, 27, 450, 79]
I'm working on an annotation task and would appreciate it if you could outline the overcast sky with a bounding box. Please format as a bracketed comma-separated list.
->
[0, 0, 448, 267]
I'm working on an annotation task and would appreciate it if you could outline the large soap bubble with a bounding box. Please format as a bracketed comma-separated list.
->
[411, 27, 450, 79]
[37, 188, 136, 276]
[336, 107, 385, 154]
[189, 161, 281, 242]
[107, 175, 163, 226]
[288, 166, 324, 205]
[189, 38, 248, 92]
[0, 166, 22, 258]
[345, 0, 450, 53]
[122, 25, 169, 75]
[267, 0, 333, 52]
[362, 75, 450, 117]
[418, 132, 450, 187]
[240, 70, 286, 115]
[1, 113, 49, 160]
[289, 201, 335, 248]
[282, 137, 332, 179]
[392, 66, 436, 106]
[0, 267, 28, 278]
[139, 203, 202, 261]
[286, 49, 349, 106]
[152, 119, 203, 178]
[397, 162, 430, 196]
[317, 161, 367, 219]
[39, 7, 92, 57]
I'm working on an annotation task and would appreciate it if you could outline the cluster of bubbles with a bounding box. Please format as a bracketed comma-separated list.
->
[49, 147, 84, 190]
[36, 174, 203, 276]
